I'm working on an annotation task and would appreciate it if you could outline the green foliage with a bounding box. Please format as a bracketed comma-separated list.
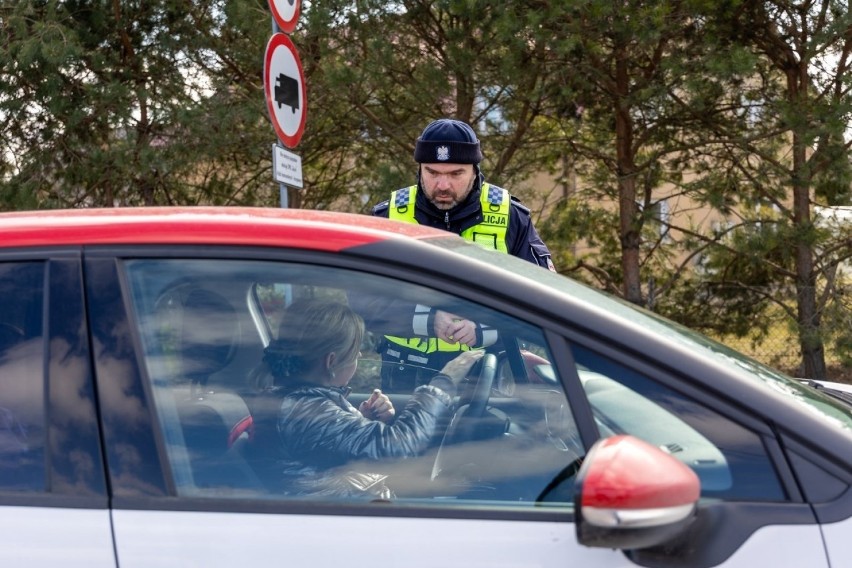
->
[1, 0, 850, 378]
[295, 0, 571, 211]
[0, 0, 274, 208]
[813, 135, 852, 205]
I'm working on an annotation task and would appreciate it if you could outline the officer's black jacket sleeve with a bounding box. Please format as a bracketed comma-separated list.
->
[350, 200, 435, 336]
[507, 198, 555, 270]
[372, 201, 390, 218]
[348, 291, 425, 337]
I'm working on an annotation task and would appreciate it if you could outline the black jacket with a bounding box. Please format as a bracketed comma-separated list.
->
[371, 176, 554, 269]
[251, 380, 455, 498]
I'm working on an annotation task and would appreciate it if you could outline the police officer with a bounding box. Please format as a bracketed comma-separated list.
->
[365, 118, 556, 392]
[374, 118, 555, 268]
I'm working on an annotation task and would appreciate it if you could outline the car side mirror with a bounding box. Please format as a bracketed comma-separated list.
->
[575, 435, 700, 550]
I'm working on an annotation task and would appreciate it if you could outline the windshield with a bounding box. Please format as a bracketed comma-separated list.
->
[436, 238, 852, 431]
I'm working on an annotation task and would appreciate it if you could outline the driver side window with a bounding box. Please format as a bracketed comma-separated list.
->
[126, 258, 584, 509]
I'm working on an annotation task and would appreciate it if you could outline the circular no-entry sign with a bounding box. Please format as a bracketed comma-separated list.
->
[263, 33, 307, 149]
[269, 0, 301, 34]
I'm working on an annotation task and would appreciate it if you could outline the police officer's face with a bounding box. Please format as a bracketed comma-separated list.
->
[420, 163, 476, 210]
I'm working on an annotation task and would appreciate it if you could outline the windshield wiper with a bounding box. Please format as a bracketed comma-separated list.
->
[804, 380, 852, 407]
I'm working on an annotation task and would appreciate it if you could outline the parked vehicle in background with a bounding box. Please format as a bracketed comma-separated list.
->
[0, 207, 850, 567]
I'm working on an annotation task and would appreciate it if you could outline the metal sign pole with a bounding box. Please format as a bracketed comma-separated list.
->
[267, 1, 304, 208]
[271, 18, 289, 208]
[280, 184, 289, 208]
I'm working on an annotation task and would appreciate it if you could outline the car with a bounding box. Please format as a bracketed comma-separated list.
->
[0, 206, 850, 568]
[801, 379, 852, 406]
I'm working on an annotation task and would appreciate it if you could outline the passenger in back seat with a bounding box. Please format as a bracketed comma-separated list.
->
[247, 298, 483, 499]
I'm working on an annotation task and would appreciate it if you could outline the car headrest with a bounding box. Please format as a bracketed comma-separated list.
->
[179, 288, 239, 385]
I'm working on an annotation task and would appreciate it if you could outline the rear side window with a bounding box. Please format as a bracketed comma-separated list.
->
[0, 262, 46, 492]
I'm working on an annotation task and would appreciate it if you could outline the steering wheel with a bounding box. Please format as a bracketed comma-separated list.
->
[431, 353, 497, 483]
[463, 352, 497, 417]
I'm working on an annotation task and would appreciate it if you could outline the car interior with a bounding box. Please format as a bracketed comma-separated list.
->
[124, 258, 586, 504]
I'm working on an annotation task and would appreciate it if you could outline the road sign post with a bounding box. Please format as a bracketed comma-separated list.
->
[263, 1, 305, 208]
[269, 0, 301, 34]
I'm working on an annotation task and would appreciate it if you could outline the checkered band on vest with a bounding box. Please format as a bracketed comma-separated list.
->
[487, 185, 503, 206]
[394, 187, 412, 208]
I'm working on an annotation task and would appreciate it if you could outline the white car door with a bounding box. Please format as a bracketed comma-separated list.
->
[0, 507, 115, 567]
[113, 509, 832, 568]
[112, 511, 631, 568]
[96, 255, 841, 568]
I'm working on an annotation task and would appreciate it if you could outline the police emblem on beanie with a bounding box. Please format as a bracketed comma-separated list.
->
[414, 119, 483, 164]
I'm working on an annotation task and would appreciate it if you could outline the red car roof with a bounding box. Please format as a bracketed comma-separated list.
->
[0, 207, 449, 251]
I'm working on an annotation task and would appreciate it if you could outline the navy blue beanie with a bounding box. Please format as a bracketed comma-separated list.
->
[414, 119, 483, 164]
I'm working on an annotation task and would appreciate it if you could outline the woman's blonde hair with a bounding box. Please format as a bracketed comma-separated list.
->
[260, 298, 364, 385]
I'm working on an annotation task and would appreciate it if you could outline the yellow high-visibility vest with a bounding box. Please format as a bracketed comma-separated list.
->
[389, 184, 509, 253]
[384, 184, 509, 354]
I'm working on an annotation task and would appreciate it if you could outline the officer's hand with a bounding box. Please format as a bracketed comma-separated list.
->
[434, 310, 477, 346]
[440, 350, 485, 385]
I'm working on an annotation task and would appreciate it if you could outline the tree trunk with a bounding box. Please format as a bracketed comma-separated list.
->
[614, 51, 643, 306]
[788, 68, 828, 379]
[792, 177, 827, 379]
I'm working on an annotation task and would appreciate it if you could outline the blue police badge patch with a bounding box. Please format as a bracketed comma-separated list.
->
[547, 257, 556, 272]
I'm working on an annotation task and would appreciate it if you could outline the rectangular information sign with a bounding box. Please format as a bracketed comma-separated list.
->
[272, 143, 303, 188]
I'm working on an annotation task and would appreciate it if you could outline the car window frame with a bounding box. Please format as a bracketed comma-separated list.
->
[87, 244, 583, 522]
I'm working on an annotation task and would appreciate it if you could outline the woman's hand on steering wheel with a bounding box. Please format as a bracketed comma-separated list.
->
[440, 350, 486, 385]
